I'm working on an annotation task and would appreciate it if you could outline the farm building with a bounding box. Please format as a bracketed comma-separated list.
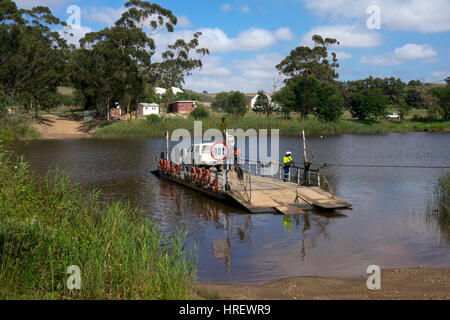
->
[138, 103, 160, 116]
[155, 87, 183, 96]
[248, 93, 281, 111]
[109, 106, 121, 118]
[169, 101, 197, 114]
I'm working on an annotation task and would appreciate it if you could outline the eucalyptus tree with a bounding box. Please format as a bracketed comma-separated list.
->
[276, 35, 339, 84]
[0, 1, 68, 117]
[75, 1, 177, 118]
[73, 0, 208, 119]
[212, 92, 230, 112]
[153, 31, 209, 116]
[225, 91, 247, 116]
[275, 35, 340, 119]
[315, 84, 344, 122]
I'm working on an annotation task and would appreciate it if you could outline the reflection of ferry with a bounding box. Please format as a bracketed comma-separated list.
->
[152, 129, 351, 214]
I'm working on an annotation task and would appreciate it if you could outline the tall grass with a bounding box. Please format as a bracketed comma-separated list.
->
[428, 172, 450, 237]
[0, 145, 197, 299]
[95, 114, 450, 139]
[0, 114, 40, 142]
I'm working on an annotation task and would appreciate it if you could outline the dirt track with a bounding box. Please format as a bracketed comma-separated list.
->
[196, 268, 450, 300]
[33, 114, 94, 139]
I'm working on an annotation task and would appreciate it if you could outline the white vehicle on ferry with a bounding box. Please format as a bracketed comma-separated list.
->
[180, 143, 227, 168]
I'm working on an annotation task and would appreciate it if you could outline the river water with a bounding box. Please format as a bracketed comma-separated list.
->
[14, 132, 450, 283]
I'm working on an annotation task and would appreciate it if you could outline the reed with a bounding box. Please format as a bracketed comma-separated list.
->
[0, 145, 197, 299]
[428, 172, 450, 237]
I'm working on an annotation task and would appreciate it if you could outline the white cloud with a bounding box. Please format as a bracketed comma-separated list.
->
[58, 25, 93, 47]
[234, 28, 277, 50]
[185, 53, 283, 93]
[334, 51, 352, 60]
[14, 0, 72, 9]
[177, 15, 192, 28]
[360, 43, 437, 66]
[221, 2, 251, 14]
[301, 25, 383, 48]
[196, 56, 232, 76]
[303, 0, 450, 33]
[275, 27, 295, 41]
[153, 27, 294, 53]
[221, 3, 232, 12]
[393, 44, 437, 60]
[359, 55, 401, 66]
[82, 6, 126, 27]
[431, 70, 450, 79]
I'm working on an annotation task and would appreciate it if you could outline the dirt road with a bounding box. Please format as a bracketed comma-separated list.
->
[33, 114, 95, 139]
[196, 267, 449, 300]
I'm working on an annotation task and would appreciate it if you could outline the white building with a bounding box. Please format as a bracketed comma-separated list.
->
[155, 87, 183, 96]
[138, 103, 160, 116]
[250, 94, 281, 111]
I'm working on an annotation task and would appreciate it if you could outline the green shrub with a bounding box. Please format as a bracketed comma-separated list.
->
[190, 104, 210, 119]
[145, 114, 163, 124]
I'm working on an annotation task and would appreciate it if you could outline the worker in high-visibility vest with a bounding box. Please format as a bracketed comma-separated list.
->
[233, 146, 241, 168]
[282, 151, 295, 182]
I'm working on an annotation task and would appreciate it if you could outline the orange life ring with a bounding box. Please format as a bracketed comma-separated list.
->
[190, 167, 197, 181]
[212, 178, 219, 193]
[203, 170, 211, 184]
[197, 169, 203, 183]
[165, 161, 171, 174]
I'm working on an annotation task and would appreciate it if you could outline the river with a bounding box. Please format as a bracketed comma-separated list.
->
[14, 132, 450, 283]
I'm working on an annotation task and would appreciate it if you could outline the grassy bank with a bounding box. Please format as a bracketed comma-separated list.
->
[0, 145, 196, 299]
[0, 114, 40, 141]
[95, 114, 450, 139]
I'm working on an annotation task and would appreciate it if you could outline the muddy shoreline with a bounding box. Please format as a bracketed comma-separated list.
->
[196, 267, 449, 300]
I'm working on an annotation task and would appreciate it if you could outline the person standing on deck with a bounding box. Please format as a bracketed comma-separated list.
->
[233, 146, 241, 169]
[282, 152, 295, 182]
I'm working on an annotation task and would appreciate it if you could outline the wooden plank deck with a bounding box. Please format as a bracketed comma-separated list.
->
[228, 172, 351, 213]
[153, 167, 352, 214]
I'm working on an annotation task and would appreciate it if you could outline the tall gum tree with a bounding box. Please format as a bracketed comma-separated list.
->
[0, 1, 68, 117]
[74, 0, 208, 120]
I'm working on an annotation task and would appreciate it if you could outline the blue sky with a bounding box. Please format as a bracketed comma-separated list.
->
[15, 0, 450, 93]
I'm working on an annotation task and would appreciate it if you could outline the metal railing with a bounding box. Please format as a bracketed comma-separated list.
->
[156, 152, 333, 194]
[239, 158, 329, 190]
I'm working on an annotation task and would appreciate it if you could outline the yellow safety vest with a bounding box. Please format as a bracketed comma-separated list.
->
[283, 156, 293, 167]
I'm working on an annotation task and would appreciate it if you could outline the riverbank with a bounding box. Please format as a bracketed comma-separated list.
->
[4, 112, 449, 141]
[32, 113, 98, 139]
[195, 267, 450, 300]
[0, 114, 40, 141]
[0, 144, 196, 299]
[95, 114, 450, 139]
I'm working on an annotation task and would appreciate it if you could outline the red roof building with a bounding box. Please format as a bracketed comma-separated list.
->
[168, 101, 197, 114]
